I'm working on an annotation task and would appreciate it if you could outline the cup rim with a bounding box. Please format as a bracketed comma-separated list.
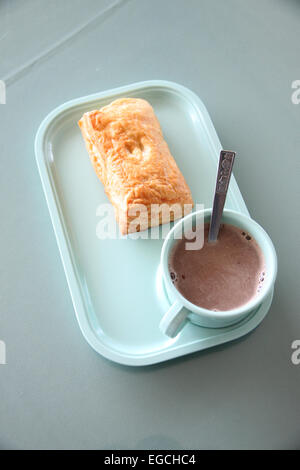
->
[161, 208, 277, 321]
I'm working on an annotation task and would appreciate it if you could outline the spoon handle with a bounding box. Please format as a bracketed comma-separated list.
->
[208, 150, 236, 243]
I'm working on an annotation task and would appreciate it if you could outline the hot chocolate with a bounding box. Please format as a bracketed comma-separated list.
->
[169, 223, 265, 311]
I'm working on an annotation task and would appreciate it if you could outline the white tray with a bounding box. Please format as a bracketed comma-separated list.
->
[35, 80, 272, 366]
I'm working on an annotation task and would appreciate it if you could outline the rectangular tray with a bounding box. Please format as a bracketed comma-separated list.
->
[35, 80, 270, 366]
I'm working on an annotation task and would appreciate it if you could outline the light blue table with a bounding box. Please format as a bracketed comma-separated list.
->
[0, 0, 299, 449]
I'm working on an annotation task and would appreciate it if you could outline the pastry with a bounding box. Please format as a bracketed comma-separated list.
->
[78, 98, 193, 234]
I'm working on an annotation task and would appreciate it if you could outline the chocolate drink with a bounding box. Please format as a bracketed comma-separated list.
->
[169, 223, 265, 311]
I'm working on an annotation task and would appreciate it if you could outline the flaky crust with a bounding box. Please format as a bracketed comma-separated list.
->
[78, 98, 193, 234]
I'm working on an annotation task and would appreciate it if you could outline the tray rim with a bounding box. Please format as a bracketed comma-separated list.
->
[35, 79, 265, 367]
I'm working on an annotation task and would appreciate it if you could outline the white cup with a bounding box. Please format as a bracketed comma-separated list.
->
[159, 208, 277, 337]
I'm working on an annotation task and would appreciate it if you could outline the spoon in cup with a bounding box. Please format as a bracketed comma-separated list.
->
[208, 150, 236, 243]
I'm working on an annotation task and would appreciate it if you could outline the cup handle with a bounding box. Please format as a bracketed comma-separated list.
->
[159, 300, 188, 338]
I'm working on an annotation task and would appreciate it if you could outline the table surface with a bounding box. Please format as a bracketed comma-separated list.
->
[0, 0, 299, 450]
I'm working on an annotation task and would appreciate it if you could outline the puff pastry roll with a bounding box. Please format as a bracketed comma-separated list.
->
[78, 98, 193, 234]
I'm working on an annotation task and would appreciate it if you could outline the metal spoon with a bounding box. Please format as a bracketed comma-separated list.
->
[208, 150, 236, 243]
